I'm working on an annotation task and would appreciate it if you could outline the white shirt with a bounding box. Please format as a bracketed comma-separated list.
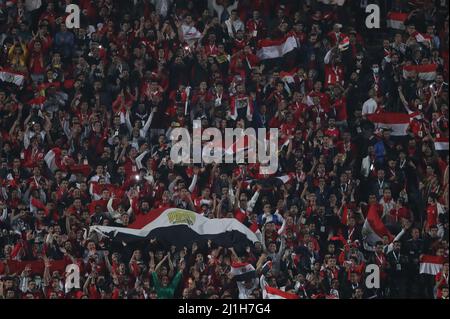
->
[225, 18, 245, 38]
[237, 278, 259, 299]
[181, 24, 202, 45]
[362, 97, 377, 115]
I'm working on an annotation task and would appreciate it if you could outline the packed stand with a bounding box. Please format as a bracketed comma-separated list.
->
[0, 0, 449, 299]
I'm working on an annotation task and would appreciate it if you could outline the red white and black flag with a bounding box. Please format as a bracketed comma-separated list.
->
[0, 68, 25, 86]
[265, 286, 299, 299]
[420, 255, 445, 275]
[230, 262, 256, 282]
[89, 208, 259, 249]
[386, 12, 409, 30]
[366, 112, 411, 136]
[256, 34, 299, 60]
[362, 204, 394, 247]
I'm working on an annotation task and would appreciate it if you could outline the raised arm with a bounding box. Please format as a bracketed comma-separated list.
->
[229, 0, 238, 12]
[0, 204, 7, 223]
[155, 254, 169, 273]
[247, 185, 261, 213]
[211, 0, 222, 14]
[276, 235, 286, 259]
[148, 251, 155, 273]
[188, 171, 198, 193]
[141, 108, 156, 137]
[385, 227, 407, 254]
[170, 261, 185, 290]
[256, 253, 267, 273]
[125, 109, 133, 133]
[261, 225, 267, 252]
[228, 247, 240, 262]
[228, 178, 236, 206]
[135, 150, 149, 170]
[324, 48, 335, 64]
[42, 257, 51, 288]
[397, 86, 411, 112]
[167, 252, 175, 278]
[104, 251, 113, 274]
[83, 274, 92, 294]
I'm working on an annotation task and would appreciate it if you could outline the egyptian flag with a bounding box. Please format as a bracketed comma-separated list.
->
[230, 262, 256, 282]
[386, 12, 408, 30]
[30, 197, 49, 216]
[419, 255, 445, 275]
[28, 96, 46, 109]
[90, 182, 125, 200]
[89, 208, 259, 249]
[265, 286, 299, 299]
[256, 34, 299, 60]
[279, 69, 298, 95]
[44, 148, 91, 176]
[366, 113, 411, 136]
[338, 36, 349, 52]
[182, 26, 202, 45]
[230, 95, 254, 121]
[403, 64, 437, 81]
[87, 181, 106, 200]
[279, 69, 298, 84]
[362, 204, 394, 247]
[434, 136, 449, 151]
[261, 260, 273, 275]
[417, 64, 438, 81]
[0, 68, 25, 86]
[410, 31, 426, 43]
[44, 148, 62, 172]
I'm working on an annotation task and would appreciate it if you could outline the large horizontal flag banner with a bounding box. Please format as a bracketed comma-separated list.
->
[265, 286, 299, 299]
[362, 204, 394, 247]
[257, 35, 299, 60]
[230, 262, 256, 282]
[0, 69, 25, 86]
[403, 64, 438, 81]
[419, 255, 445, 275]
[366, 112, 411, 136]
[89, 208, 259, 248]
[386, 12, 409, 30]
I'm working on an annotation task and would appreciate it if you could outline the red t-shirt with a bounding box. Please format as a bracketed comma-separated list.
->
[426, 204, 438, 228]
[324, 64, 344, 87]
[333, 97, 348, 121]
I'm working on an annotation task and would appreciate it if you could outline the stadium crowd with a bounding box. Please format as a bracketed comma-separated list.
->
[0, 0, 449, 299]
